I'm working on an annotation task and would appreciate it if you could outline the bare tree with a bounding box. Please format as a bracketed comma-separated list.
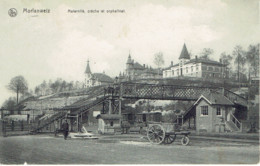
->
[7, 75, 28, 104]
[199, 48, 214, 60]
[154, 52, 164, 74]
[246, 44, 259, 78]
[232, 45, 246, 82]
[220, 52, 233, 78]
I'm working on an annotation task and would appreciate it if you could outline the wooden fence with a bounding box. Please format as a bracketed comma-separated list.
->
[1, 120, 31, 137]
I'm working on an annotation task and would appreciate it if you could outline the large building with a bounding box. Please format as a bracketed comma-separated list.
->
[163, 44, 227, 79]
[118, 53, 162, 81]
[84, 60, 114, 88]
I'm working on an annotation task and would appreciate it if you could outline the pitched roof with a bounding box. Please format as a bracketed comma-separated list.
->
[163, 63, 179, 70]
[92, 73, 114, 83]
[187, 58, 223, 66]
[163, 58, 223, 71]
[133, 62, 145, 69]
[85, 60, 91, 74]
[194, 91, 234, 106]
[145, 67, 162, 75]
[179, 43, 190, 59]
[96, 114, 121, 120]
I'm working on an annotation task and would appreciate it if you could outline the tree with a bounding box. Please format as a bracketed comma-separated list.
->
[199, 48, 214, 60]
[34, 86, 41, 96]
[2, 97, 16, 114]
[220, 52, 233, 78]
[7, 75, 28, 104]
[153, 52, 164, 74]
[232, 45, 246, 82]
[246, 44, 259, 78]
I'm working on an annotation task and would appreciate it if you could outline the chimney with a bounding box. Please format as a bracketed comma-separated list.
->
[143, 64, 145, 68]
[219, 58, 222, 63]
[195, 55, 198, 61]
[171, 61, 173, 66]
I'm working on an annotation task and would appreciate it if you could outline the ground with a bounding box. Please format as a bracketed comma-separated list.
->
[0, 134, 259, 164]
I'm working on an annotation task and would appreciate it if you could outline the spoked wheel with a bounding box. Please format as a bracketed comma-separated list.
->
[147, 124, 165, 144]
[164, 135, 176, 144]
[181, 136, 190, 146]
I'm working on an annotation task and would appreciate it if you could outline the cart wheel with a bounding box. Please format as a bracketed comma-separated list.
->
[164, 135, 176, 144]
[147, 124, 165, 144]
[181, 136, 190, 146]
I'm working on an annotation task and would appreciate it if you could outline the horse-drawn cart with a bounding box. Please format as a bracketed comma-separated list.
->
[146, 122, 190, 145]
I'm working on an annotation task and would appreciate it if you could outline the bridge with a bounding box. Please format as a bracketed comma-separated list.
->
[106, 83, 247, 105]
[30, 82, 248, 133]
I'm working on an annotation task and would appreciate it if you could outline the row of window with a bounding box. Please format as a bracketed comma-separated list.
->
[200, 106, 221, 116]
[202, 66, 222, 72]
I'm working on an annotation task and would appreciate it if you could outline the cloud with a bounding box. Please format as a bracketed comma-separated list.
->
[48, 30, 115, 81]
[0, 0, 259, 105]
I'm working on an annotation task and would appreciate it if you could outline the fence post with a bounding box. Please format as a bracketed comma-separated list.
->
[21, 121, 24, 131]
[11, 120, 14, 131]
[2, 120, 5, 137]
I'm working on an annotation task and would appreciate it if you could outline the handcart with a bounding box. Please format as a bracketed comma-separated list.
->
[146, 122, 190, 145]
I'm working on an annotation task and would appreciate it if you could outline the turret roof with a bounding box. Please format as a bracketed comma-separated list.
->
[179, 43, 190, 59]
[126, 54, 132, 64]
[85, 60, 91, 74]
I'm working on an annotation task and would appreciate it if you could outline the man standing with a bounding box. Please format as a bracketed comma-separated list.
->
[62, 119, 69, 140]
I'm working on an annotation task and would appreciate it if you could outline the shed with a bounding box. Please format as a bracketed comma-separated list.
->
[96, 114, 122, 134]
[136, 112, 162, 123]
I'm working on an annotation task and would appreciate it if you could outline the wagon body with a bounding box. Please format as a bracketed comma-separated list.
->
[146, 121, 190, 145]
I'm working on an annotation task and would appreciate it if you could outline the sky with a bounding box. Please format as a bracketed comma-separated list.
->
[0, 0, 259, 105]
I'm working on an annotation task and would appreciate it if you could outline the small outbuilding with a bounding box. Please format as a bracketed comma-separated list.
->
[194, 91, 237, 133]
[136, 112, 162, 123]
[96, 114, 121, 134]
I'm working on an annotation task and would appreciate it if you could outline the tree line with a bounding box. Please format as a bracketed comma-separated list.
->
[155, 43, 259, 82]
[1, 77, 86, 111]
[2, 43, 259, 110]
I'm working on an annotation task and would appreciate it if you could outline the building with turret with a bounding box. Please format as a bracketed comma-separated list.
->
[84, 60, 114, 88]
[163, 44, 228, 79]
[118, 53, 162, 81]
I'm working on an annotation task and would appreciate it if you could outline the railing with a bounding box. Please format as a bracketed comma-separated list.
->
[104, 83, 247, 106]
[106, 83, 222, 101]
[30, 111, 67, 132]
[223, 89, 247, 107]
[230, 113, 242, 131]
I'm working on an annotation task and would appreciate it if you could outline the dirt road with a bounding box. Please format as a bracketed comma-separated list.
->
[0, 135, 258, 164]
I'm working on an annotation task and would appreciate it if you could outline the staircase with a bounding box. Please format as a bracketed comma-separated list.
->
[30, 111, 67, 132]
[30, 96, 109, 133]
[225, 113, 242, 132]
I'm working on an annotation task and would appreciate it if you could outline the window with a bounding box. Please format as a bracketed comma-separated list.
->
[172, 70, 174, 76]
[110, 121, 114, 126]
[191, 66, 193, 72]
[216, 107, 221, 116]
[201, 106, 208, 116]
[186, 67, 188, 73]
